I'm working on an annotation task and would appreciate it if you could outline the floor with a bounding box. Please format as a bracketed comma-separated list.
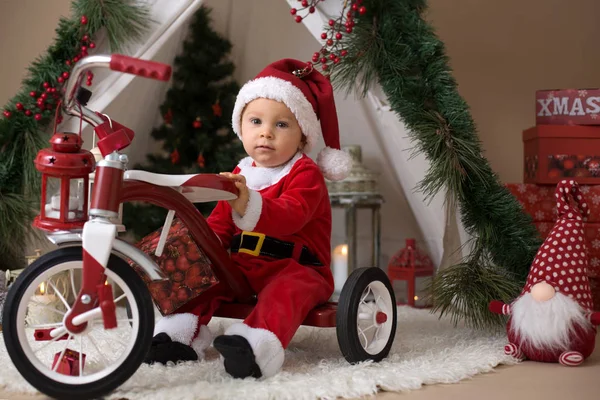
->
[1, 332, 598, 400]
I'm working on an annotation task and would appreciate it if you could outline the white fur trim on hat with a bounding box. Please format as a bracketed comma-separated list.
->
[224, 322, 284, 378]
[317, 146, 353, 181]
[232, 76, 321, 153]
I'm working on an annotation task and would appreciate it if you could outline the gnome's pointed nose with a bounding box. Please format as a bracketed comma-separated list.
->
[530, 281, 556, 302]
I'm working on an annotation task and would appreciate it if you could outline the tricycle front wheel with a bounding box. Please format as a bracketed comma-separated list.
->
[2, 246, 154, 400]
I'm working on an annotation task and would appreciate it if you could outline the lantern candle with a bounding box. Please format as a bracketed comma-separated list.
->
[332, 244, 348, 293]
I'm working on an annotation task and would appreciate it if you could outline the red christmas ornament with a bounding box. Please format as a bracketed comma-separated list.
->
[80, 15, 88, 25]
[163, 109, 173, 124]
[193, 118, 202, 129]
[212, 102, 222, 117]
[3, 110, 11, 118]
[30, 91, 37, 98]
[295, 16, 302, 23]
[16, 103, 24, 111]
[34, 113, 42, 121]
[25, 110, 32, 116]
[43, 82, 50, 89]
[196, 154, 205, 168]
[62, 72, 70, 79]
[170, 149, 180, 164]
[290, 8, 297, 15]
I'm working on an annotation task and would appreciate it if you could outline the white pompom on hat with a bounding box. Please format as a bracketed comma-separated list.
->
[231, 58, 352, 181]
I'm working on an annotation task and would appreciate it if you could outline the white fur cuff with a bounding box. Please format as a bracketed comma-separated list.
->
[153, 313, 199, 346]
[232, 189, 262, 231]
[190, 325, 213, 360]
[224, 323, 285, 378]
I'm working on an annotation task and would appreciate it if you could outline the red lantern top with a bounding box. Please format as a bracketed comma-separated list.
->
[388, 238, 434, 273]
[34, 133, 95, 176]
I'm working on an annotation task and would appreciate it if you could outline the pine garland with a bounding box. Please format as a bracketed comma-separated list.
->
[0, 0, 150, 270]
[329, 0, 542, 329]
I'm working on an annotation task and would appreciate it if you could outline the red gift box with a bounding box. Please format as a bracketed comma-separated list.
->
[52, 349, 86, 376]
[131, 218, 219, 315]
[536, 89, 600, 126]
[523, 125, 600, 185]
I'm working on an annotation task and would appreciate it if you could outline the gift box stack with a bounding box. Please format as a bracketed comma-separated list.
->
[509, 88, 600, 308]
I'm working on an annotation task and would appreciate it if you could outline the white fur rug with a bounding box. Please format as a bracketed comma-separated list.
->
[0, 307, 517, 400]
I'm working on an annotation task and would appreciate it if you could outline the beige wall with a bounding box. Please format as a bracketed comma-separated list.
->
[1, 0, 598, 271]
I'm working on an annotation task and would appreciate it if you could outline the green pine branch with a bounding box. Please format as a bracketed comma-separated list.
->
[0, 0, 150, 270]
[329, 0, 541, 329]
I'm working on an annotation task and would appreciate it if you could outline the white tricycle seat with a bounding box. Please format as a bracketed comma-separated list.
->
[124, 170, 238, 203]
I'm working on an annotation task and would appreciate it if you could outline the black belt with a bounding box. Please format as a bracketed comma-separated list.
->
[230, 232, 323, 267]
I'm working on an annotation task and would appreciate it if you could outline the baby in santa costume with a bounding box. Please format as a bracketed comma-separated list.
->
[144, 59, 353, 378]
[490, 179, 600, 366]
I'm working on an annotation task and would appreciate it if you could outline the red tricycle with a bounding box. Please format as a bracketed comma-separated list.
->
[1, 54, 397, 399]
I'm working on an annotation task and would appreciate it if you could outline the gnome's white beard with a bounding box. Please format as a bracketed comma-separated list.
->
[511, 292, 592, 352]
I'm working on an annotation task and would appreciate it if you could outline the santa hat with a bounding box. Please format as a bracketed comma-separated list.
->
[231, 58, 352, 181]
[524, 179, 594, 310]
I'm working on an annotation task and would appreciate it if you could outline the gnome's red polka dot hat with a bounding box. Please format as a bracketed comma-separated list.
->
[231, 58, 352, 181]
[525, 179, 594, 310]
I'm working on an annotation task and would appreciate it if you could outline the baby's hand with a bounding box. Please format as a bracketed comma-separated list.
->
[220, 172, 249, 216]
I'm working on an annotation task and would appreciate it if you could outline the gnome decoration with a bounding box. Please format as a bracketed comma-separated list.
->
[490, 179, 600, 366]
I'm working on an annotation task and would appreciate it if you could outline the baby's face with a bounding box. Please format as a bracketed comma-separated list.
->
[240, 98, 303, 168]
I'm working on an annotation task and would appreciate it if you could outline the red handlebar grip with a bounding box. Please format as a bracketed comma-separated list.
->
[109, 54, 172, 81]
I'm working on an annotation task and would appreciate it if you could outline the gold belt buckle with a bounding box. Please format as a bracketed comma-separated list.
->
[239, 231, 266, 256]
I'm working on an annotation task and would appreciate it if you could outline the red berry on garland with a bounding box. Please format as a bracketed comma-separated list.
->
[30, 91, 36, 97]
[322, 64, 329, 71]
[334, 57, 340, 64]
[197, 154, 205, 168]
[193, 118, 202, 129]
[290, 8, 297, 15]
[346, 27, 353, 33]
[329, 53, 335, 60]
[170, 149, 180, 164]
[341, 49, 348, 56]
[309, 6, 315, 13]
[301, 0, 308, 6]
[16, 103, 24, 111]
[328, 19, 335, 26]
[62, 72, 69, 79]
[81, 15, 88, 25]
[89, 42, 96, 49]
[352, 3, 358, 11]
[43, 82, 50, 89]
[58, 77, 64, 84]
[82, 34, 89, 42]
[34, 113, 42, 121]
[212, 102, 222, 117]
[336, 32, 342, 40]
[81, 46, 87, 53]
[312, 54, 319, 62]
[326, 39, 333, 46]
[66, 60, 71, 66]
[50, 87, 57, 93]
[86, 79, 93, 86]
[321, 32, 327, 39]
[164, 109, 173, 124]
[25, 110, 32, 116]
[3, 110, 11, 118]
[359, 6, 367, 14]
[295, 16, 302, 23]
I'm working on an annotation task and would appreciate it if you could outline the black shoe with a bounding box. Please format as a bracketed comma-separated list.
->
[144, 332, 198, 364]
[213, 334, 262, 379]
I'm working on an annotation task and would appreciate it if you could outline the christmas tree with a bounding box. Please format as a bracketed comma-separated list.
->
[122, 6, 245, 240]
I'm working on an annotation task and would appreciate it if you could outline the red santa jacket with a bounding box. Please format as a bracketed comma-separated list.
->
[207, 153, 333, 283]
